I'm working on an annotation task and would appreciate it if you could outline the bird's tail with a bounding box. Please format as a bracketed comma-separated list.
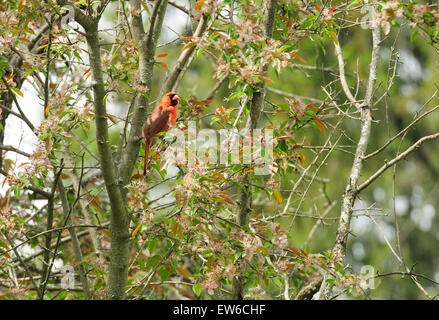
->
[143, 140, 151, 176]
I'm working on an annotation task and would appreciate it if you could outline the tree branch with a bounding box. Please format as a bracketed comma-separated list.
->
[57, 174, 92, 299]
[317, 5, 381, 299]
[160, 14, 209, 96]
[83, 16, 130, 299]
[0, 144, 30, 157]
[117, 0, 168, 189]
[358, 132, 439, 192]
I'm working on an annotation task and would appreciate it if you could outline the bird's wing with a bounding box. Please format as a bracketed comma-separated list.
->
[143, 106, 170, 140]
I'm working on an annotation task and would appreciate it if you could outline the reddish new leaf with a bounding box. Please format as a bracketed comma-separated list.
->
[195, 0, 205, 11]
[188, 99, 212, 105]
[6, 73, 15, 82]
[312, 115, 327, 135]
[132, 224, 142, 239]
[258, 75, 273, 82]
[290, 51, 306, 63]
[328, 5, 337, 13]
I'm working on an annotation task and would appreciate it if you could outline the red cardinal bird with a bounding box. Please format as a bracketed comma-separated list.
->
[142, 92, 180, 175]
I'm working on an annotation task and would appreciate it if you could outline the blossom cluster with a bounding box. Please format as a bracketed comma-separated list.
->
[374, 0, 404, 35]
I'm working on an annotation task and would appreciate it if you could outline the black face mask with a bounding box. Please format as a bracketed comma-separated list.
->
[169, 94, 178, 106]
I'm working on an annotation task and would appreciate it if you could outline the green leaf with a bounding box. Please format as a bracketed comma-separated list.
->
[11, 87, 24, 97]
[300, 18, 314, 29]
[192, 282, 202, 297]
[272, 276, 283, 287]
[73, 51, 83, 62]
[195, 48, 204, 58]
[0, 56, 9, 68]
[146, 255, 162, 269]
[277, 44, 292, 54]
[159, 167, 167, 179]
[148, 238, 159, 253]
[389, 19, 400, 28]
[159, 268, 170, 282]
[183, 42, 197, 50]
[410, 29, 419, 42]
[23, 67, 38, 78]
[325, 278, 336, 286]
[21, 178, 30, 188]
[14, 184, 20, 199]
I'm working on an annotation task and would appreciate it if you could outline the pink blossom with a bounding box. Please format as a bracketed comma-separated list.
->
[202, 282, 218, 295]
[0, 36, 12, 45]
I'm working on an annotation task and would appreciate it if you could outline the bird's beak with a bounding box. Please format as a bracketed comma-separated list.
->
[172, 95, 180, 102]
